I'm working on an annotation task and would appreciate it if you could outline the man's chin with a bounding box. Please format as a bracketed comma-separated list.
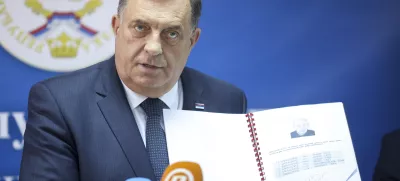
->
[135, 78, 167, 89]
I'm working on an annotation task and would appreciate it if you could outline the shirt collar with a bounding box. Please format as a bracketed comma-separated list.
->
[121, 79, 180, 110]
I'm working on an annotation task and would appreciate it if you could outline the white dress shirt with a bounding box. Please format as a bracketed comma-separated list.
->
[120, 79, 183, 146]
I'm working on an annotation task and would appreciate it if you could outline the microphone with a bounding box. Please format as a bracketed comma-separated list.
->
[125, 178, 151, 181]
[161, 161, 203, 181]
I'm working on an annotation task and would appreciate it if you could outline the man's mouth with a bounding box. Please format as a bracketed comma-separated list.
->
[140, 63, 160, 68]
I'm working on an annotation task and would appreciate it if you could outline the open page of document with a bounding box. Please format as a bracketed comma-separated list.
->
[253, 102, 361, 181]
[163, 110, 261, 181]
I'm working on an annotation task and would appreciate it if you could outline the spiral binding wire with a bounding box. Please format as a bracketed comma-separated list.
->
[246, 113, 266, 181]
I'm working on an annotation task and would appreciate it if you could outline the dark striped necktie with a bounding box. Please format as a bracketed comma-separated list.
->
[140, 98, 170, 180]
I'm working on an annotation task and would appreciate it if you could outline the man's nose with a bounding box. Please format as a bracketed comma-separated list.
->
[144, 33, 162, 56]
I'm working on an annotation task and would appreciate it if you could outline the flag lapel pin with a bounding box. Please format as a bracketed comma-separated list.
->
[195, 103, 205, 110]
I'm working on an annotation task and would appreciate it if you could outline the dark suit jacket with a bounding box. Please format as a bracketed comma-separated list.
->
[373, 129, 400, 181]
[19, 56, 247, 181]
[290, 130, 315, 138]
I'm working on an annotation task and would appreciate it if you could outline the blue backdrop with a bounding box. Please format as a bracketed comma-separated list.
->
[1, 0, 400, 181]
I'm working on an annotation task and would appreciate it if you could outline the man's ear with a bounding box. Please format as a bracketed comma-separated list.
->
[189, 27, 201, 49]
[112, 15, 120, 35]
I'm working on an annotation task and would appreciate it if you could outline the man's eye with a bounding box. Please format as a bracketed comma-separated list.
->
[168, 31, 179, 39]
[135, 25, 146, 32]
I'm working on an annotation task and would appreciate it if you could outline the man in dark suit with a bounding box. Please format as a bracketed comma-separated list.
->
[290, 129, 315, 138]
[19, 0, 247, 180]
[373, 129, 400, 180]
[290, 118, 315, 139]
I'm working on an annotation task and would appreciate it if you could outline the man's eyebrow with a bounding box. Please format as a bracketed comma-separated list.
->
[164, 25, 184, 31]
[128, 19, 184, 30]
[129, 19, 148, 25]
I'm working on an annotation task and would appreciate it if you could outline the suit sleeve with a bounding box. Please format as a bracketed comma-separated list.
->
[241, 91, 248, 114]
[19, 82, 79, 181]
[373, 132, 400, 181]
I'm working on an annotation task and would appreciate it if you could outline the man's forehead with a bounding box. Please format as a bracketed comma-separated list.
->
[125, 0, 191, 16]
[122, 0, 192, 27]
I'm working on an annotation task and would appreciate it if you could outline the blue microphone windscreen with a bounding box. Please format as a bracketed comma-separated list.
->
[125, 177, 151, 181]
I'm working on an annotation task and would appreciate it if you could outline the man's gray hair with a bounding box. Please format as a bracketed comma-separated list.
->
[117, 0, 202, 28]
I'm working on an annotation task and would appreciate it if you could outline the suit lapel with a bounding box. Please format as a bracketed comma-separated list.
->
[95, 57, 156, 180]
[180, 67, 207, 111]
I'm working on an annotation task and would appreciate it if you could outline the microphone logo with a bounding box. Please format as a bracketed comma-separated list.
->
[161, 161, 203, 181]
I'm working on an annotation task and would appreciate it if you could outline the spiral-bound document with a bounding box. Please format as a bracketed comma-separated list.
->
[163, 102, 361, 181]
